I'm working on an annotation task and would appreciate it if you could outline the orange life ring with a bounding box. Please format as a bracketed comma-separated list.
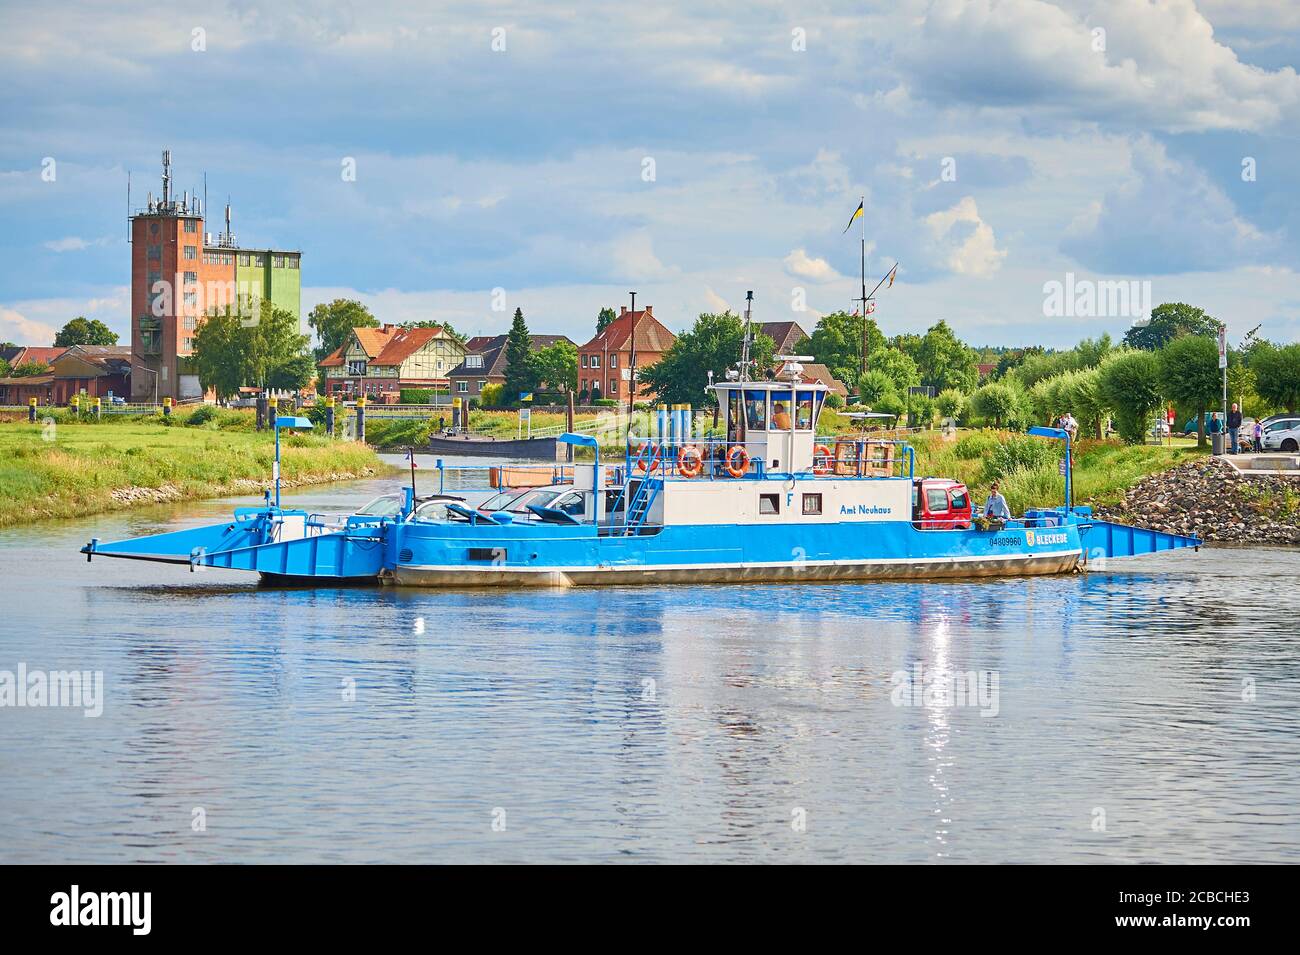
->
[677, 445, 704, 478]
[813, 444, 833, 475]
[725, 445, 750, 478]
[636, 442, 663, 472]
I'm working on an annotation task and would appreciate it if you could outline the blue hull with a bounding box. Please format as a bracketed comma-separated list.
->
[82, 506, 1198, 588]
[385, 518, 1086, 586]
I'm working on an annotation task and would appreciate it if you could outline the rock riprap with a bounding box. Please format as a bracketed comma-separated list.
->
[1092, 457, 1300, 544]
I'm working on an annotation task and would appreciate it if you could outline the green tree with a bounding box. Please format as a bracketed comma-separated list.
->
[1250, 342, 1300, 413]
[1158, 335, 1221, 448]
[936, 388, 967, 422]
[868, 346, 920, 395]
[307, 298, 378, 360]
[856, 370, 895, 405]
[533, 340, 578, 394]
[11, 361, 51, 377]
[971, 383, 1017, 428]
[502, 308, 540, 403]
[1098, 350, 1163, 444]
[191, 309, 245, 400]
[596, 307, 617, 334]
[806, 311, 885, 386]
[54, 316, 118, 346]
[915, 320, 978, 392]
[640, 312, 775, 408]
[0, 357, 10, 377]
[193, 302, 314, 401]
[1124, 302, 1221, 350]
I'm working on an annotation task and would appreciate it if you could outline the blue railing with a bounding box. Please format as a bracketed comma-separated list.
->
[619, 435, 915, 481]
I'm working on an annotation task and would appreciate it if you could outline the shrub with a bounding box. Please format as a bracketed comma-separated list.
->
[478, 383, 505, 408]
[400, 388, 435, 404]
[592, 398, 619, 407]
[823, 392, 844, 409]
[185, 405, 217, 426]
[982, 434, 1059, 483]
[953, 431, 1001, 460]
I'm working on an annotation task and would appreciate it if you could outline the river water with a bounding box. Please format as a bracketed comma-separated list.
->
[1, 454, 1297, 863]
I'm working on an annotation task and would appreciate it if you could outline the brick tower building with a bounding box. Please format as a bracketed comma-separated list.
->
[130, 150, 301, 401]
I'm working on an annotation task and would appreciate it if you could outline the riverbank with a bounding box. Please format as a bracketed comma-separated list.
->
[0, 418, 395, 527]
[1096, 456, 1300, 544]
[908, 430, 1209, 513]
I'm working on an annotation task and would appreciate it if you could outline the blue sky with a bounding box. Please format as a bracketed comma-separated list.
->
[1, 0, 1298, 351]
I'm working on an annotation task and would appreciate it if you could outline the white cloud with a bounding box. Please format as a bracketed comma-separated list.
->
[901, 0, 1300, 133]
[783, 248, 840, 283]
[44, 235, 113, 252]
[924, 197, 1007, 277]
[0, 307, 57, 345]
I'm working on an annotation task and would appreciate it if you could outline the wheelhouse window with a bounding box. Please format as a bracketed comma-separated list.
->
[796, 391, 815, 430]
[744, 389, 767, 431]
[802, 493, 822, 515]
[759, 493, 780, 515]
[769, 390, 793, 430]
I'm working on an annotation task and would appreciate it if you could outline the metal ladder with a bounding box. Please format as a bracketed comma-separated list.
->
[623, 475, 662, 535]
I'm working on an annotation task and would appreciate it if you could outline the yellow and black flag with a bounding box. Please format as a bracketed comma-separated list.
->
[842, 200, 864, 234]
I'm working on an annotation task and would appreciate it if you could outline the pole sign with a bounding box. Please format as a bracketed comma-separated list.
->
[1218, 326, 1228, 369]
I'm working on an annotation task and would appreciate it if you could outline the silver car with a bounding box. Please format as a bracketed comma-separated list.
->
[1259, 417, 1300, 452]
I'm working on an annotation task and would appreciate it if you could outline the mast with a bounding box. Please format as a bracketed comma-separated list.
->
[627, 290, 637, 420]
[859, 193, 868, 380]
[740, 290, 754, 382]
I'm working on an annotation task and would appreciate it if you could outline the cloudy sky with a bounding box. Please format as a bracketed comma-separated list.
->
[1, 0, 1298, 350]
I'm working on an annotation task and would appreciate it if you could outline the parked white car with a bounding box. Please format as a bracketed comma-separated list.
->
[1259, 417, 1300, 452]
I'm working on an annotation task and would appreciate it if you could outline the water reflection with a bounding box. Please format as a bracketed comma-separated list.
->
[0, 472, 1297, 862]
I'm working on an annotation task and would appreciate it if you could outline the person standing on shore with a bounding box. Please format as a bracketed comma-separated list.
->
[1228, 403, 1242, 454]
[1254, 418, 1264, 453]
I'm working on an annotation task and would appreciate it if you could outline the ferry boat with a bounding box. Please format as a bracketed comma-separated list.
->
[81, 374, 1200, 587]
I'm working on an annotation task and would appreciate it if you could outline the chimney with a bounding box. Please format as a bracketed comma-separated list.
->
[382, 323, 394, 332]
[644, 305, 653, 317]
[619, 306, 627, 316]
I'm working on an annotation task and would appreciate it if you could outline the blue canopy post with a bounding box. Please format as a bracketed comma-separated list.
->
[559, 432, 601, 520]
[273, 415, 314, 508]
[558, 432, 600, 472]
[1027, 425, 1072, 511]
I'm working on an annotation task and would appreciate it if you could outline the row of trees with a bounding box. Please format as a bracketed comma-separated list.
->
[790, 300, 1300, 448]
[963, 326, 1300, 447]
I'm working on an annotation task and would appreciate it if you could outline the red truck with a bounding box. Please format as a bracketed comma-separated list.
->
[912, 478, 973, 530]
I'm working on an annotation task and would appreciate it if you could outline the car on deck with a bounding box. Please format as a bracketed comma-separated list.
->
[912, 478, 973, 530]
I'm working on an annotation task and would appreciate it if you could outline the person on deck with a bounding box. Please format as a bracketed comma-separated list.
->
[771, 401, 792, 429]
[984, 482, 1011, 523]
[1228, 403, 1242, 454]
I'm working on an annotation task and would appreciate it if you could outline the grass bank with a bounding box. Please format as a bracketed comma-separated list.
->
[0, 412, 394, 527]
[911, 430, 1210, 514]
